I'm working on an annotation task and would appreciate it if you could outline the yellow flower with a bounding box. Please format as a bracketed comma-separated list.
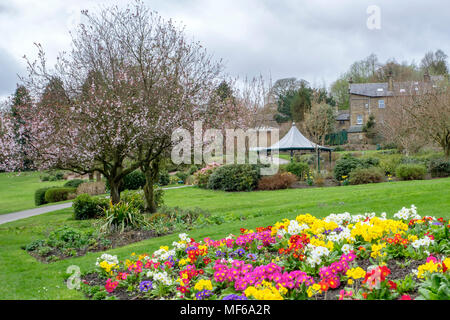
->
[194, 279, 213, 291]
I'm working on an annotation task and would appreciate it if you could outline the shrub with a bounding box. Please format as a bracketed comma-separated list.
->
[395, 164, 427, 180]
[158, 170, 170, 186]
[334, 154, 380, 180]
[64, 179, 86, 188]
[349, 167, 385, 185]
[360, 157, 380, 168]
[148, 206, 211, 235]
[429, 158, 450, 178]
[73, 194, 109, 220]
[176, 171, 189, 184]
[40, 170, 65, 182]
[76, 181, 106, 196]
[100, 202, 150, 233]
[313, 173, 326, 187]
[257, 172, 297, 190]
[35, 186, 57, 206]
[285, 161, 309, 180]
[193, 162, 221, 188]
[188, 165, 199, 175]
[44, 187, 77, 203]
[379, 154, 403, 175]
[122, 170, 146, 191]
[334, 155, 362, 180]
[186, 175, 195, 185]
[207, 164, 260, 192]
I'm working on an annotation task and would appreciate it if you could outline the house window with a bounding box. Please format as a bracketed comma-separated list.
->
[378, 99, 385, 108]
[356, 115, 363, 125]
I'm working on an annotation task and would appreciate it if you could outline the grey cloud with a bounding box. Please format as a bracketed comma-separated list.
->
[0, 48, 23, 96]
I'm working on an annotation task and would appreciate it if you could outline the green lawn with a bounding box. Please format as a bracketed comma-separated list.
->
[163, 178, 450, 219]
[0, 172, 67, 215]
[0, 178, 449, 299]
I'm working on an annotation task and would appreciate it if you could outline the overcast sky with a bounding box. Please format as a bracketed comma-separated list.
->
[0, 0, 449, 101]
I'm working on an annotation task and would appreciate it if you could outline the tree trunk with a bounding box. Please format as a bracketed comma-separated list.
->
[95, 171, 102, 182]
[143, 159, 160, 213]
[109, 178, 121, 205]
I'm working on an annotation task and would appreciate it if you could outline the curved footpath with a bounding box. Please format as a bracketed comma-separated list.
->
[0, 185, 194, 225]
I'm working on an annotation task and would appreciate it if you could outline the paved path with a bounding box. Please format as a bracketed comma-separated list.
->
[0, 185, 194, 225]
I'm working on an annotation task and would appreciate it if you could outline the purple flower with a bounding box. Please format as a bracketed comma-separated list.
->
[196, 289, 213, 300]
[139, 280, 153, 292]
[223, 294, 248, 300]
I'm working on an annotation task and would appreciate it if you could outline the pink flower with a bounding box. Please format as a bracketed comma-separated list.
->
[400, 295, 412, 300]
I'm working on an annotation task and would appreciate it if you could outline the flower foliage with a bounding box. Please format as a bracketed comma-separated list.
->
[86, 206, 450, 300]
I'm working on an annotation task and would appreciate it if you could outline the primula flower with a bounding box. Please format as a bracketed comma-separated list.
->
[139, 281, 153, 293]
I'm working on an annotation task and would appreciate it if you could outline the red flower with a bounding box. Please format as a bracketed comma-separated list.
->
[319, 280, 329, 292]
[400, 295, 412, 300]
[387, 280, 397, 290]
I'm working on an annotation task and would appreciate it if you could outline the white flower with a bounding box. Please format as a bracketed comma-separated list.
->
[179, 233, 189, 242]
[341, 244, 353, 254]
[96, 254, 118, 266]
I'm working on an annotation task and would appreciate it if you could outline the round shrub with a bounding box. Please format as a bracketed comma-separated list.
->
[123, 170, 146, 191]
[158, 170, 170, 186]
[188, 165, 199, 175]
[175, 171, 189, 184]
[429, 158, 450, 178]
[207, 164, 260, 192]
[285, 161, 309, 180]
[35, 186, 57, 206]
[64, 179, 86, 188]
[193, 163, 221, 188]
[379, 154, 403, 175]
[257, 172, 297, 190]
[395, 164, 427, 180]
[73, 194, 109, 220]
[349, 167, 385, 185]
[44, 187, 77, 203]
[334, 155, 362, 180]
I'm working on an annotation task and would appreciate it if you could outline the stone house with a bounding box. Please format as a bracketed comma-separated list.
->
[347, 73, 443, 144]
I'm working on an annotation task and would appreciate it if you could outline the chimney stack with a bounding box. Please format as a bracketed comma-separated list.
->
[424, 69, 431, 82]
[387, 71, 393, 91]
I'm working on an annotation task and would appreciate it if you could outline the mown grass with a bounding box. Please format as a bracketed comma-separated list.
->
[0, 172, 67, 215]
[0, 177, 449, 299]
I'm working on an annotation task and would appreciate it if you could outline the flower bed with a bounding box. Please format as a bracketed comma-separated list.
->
[81, 205, 450, 300]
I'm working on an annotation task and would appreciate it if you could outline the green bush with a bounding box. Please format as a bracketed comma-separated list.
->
[188, 165, 199, 175]
[193, 163, 221, 188]
[360, 157, 380, 167]
[349, 167, 385, 185]
[175, 171, 189, 184]
[73, 194, 109, 220]
[123, 170, 146, 191]
[158, 170, 170, 186]
[40, 170, 65, 182]
[100, 202, 150, 233]
[207, 164, 260, 192]
[334, 154, 380, 180]
[334, 155, 363, 180]
[44, 187, 77, 203]
[35, 186, 57, 206]
[149, 206, 211, 235]
[429, 158, 450, 178]
[379, 154, 403, 175]
[64, 179, 86, 188]
[285, 161, 309, 180]
[395, 164, 427, 180]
